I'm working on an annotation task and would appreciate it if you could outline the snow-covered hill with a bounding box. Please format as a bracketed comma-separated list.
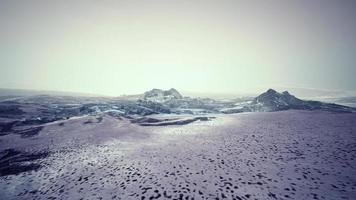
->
[222, 89, 355, 113]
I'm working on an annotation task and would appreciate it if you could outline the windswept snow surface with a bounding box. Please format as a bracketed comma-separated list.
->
[1, 111, 356, 200]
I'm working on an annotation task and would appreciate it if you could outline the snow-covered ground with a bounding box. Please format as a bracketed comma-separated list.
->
[1, 110, 356, 200]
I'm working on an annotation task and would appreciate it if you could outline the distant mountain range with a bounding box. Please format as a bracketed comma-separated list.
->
[1, 88, 355, 134]
[137, 88, 355, 114]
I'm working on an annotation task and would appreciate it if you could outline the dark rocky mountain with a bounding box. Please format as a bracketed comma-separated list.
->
[223, 89, 355, 113]
[253, 89, 308, 111]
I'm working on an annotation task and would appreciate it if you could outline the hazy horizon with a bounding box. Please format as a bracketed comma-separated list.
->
[1, 0, 356, 96]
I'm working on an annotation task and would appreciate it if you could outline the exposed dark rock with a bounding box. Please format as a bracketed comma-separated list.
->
[18, 126, 44, 138]
[225, 89, 356, 113]
[0, 149, 49, 176]
[138, 116, 215, 126]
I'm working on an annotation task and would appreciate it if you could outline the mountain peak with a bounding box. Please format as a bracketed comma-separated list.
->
[256, 89, 280, 101]
[167, 88, 179, 94]
[143, 88, 183, 102]
[282, 91, 291, 96]
[164, 88, 182, 98]
[168, 88, 178, 92]
[252, 89, 307, 111]
[266, 88, 277, 94]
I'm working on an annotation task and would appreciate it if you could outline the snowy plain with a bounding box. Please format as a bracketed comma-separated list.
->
[0, 110, 356, 200]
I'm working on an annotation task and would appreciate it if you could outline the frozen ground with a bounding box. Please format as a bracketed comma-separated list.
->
[1, 110, 356, 200]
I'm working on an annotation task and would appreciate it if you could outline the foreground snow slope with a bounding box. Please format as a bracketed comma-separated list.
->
[1, 110, 356, 200]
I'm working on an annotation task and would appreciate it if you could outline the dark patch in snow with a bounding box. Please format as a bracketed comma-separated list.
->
[0, 121, 18, 134]
[0, 103, 25, 117]
[138, 116, 215, 126]
[18, 126, 44, 138]
[0, 149, 49, 176]
[131, 117, 178, 124]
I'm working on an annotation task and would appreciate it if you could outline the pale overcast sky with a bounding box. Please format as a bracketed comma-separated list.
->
[0, 0, 356, 96]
